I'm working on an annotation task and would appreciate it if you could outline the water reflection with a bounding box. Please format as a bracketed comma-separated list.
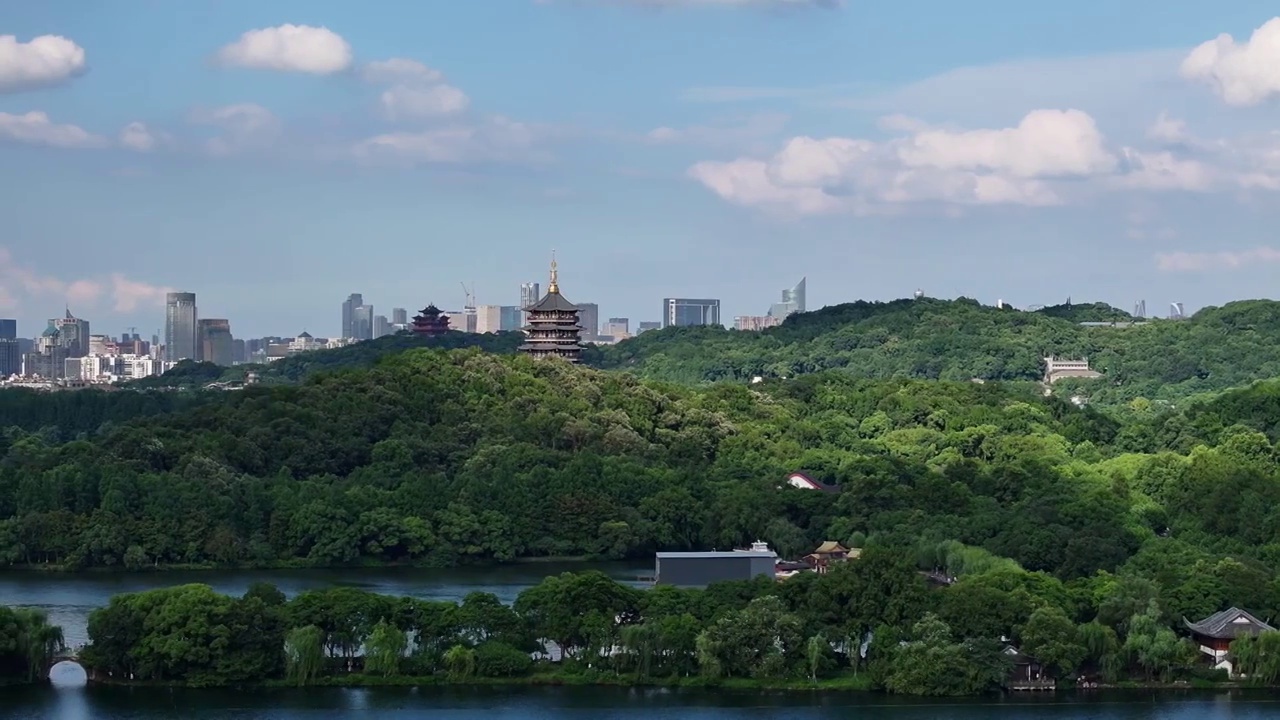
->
[50, 660, 88, 687]
[1, 686, 1279, 719]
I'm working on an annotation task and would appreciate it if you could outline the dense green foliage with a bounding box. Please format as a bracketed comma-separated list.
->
[0, 388, 207, 436]
[1034, 301, 1134, 323]
[595, 298, 1280, 406]
[0, 606, 64, 685]
[3, 348, 1280, 591]
[75, 550, 1249, 693]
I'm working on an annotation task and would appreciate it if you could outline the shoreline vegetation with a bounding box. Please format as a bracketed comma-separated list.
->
[10, 563, 1280, 697]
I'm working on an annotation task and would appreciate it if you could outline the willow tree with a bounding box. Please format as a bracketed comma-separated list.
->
[284, 625, 326, 687]
[0, 608, 65, 683]
[443, 645, 475, 680]
[365, 621, 407, 678]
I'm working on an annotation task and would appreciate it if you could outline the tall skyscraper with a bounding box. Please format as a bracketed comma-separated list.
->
[577, 303, 599, 341]
[373, 315, 391, 338]
[602, 317, 630, 339]
[0, 319, 15, 340]
[52, 309, 90, 358]
[391, 307, 408, 325]
[769, 277, 807, 320]
[637, 321, 660, 334]
[0, 339, 19, 376]
[197, 319, 233, 366]
[662, 298, 721, 328]
[519, 282, 540, 326]
[499, 306, 522, 331]
[165, 292, 198, 362]
[352, 304, 374, 340]
[342, 293, 364, 339]
[475, 305, 503, 334]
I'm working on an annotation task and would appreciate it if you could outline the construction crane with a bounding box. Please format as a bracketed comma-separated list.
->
[459, 282, 477, 333]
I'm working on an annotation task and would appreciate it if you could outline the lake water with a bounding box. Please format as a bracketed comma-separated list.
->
[2, 685, 1278, 719]
[1, 565, 1276, 718]
[0, 562, 651, 647]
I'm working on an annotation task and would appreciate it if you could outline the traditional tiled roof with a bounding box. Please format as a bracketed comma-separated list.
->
[1002, 645, 1036, 664]
[1184, 608, 1275, 639]
[786, 472, 839, 492]
[814, 541, 849, 555]
[525, 290, 578, 313]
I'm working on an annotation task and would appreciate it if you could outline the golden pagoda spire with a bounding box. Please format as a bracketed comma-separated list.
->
[548, 250, 559, 294]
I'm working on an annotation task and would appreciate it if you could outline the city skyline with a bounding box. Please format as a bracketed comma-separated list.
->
[3, 4, 1280, 337]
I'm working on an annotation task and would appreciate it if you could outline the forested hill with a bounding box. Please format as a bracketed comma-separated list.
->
[3, 347, 1280, 595]
[593, 298, 1280, 405]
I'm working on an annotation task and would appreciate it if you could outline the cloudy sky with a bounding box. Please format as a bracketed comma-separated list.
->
[2, 1, 1279, 337]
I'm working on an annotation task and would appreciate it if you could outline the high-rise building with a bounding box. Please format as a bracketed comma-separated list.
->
[577, 303, 599, 341]
[637, 321, 660, 334]
[342, 293, 364, 339]
[475, 305, 503, 334]
[52, 309, 90, 358]
[352, 304, 374, 340]
[232, 338, 247, 364]
[391, 307, 408, 325]
[662, 298, 721, 328]
[197, 318, 234, 366]
[520, 282, 541, 326]
[768, 277, 806, 321]
[0, 339, 20, 376]
[165, 292, 198, 362]
[601, 317, 630, 340]
[603, 317, 629, 335]
[0, 319, 15, 340]
[373, 315, 392, 338]
[499, 306, 522, 332]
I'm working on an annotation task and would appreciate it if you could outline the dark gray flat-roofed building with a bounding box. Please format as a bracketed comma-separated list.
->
[655, 548, 776, 588]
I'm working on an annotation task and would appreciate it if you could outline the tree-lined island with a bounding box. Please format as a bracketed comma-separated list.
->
[5, 297, 1280, 696]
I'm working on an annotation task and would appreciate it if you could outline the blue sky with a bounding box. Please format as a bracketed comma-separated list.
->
[2, 1, 1280, 337]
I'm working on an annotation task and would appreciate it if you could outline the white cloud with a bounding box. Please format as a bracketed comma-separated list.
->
[215, 24, 352, 75]
[117, 121, 170, 152]
[0, 247, 172, 313]
[0, 111, 105, 149]
[189, 103, 281, 156]
[1181, 17, 1280, 106]
[381, 84, 470, 121]
[645, 113, 788, 149]
[897, 109, 1117, 178]
[688, 109, 1113, 214]
[689, 105, 1280, 215]
[1155, 247, 1280, 272]
[1113, 148, 1216, 192]
[361, 58, 444, 85]
[1147, 112, 1192, 145]
[362, 57, 469, 122]
[0, 34, 87, 93]
[353, 116, 538, 166]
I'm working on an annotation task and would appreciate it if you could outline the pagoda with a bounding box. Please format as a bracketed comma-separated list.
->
[519, 255, 583, 363]
[411, 304, 451, 336]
